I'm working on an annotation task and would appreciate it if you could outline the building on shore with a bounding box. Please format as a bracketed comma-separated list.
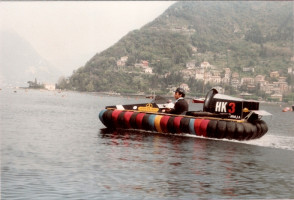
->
[44, 83, 56, 91]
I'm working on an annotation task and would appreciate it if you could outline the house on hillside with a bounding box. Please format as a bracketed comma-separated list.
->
[224, 68, 231, 76]
[231, 78, 240, 89]
[180, 83, 190, 92]
[121, 56, 128, 62]
[261, 83, 274, 94]
[144, 67, 153, 74]
[135, 60, 149, 67]
[191, 46, 197, 53]
[141, 60, 149, 67]
[212, 70, 221, 76]
[116, 56, 128, 67]
[222, 68, 231, 84]
[278, 77, 287, 82]
[255, 75, 265, 83]
[222, 77, 230, 84]
[134, 60, 151, 73]
[232, 72, 239, 79]
[246, 84, 256, 92]
[241, 77, 255, 85]
[195, 68, 204, 80]
[270, 71, 279, 78]
[200, 61, 210, 69]
[274, 81, 289, 94]
[209, 75, 222, 84]
[243, 67, 255, 73]
[204, 72, 212, 84]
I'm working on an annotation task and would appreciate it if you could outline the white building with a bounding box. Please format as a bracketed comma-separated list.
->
[180, 83, 190, 92]
[195, 68, 204, 80]
[241, 77, 255, 85]
[44, 83, 56, 91]
[200, 61, 211, 69]
[144, 67, 153, 74]
[116, 56, 128, 67]
[231, 78, 240, 89]
[209, 76, 222, 84]
[222, 77, 230, 84]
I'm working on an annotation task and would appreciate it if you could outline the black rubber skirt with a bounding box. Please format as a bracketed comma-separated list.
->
[99, 109, 268, 141]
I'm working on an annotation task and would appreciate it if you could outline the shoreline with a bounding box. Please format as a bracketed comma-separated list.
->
[4, 87, 294, 106]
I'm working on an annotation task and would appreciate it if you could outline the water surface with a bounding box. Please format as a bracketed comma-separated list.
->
[1, 89, 294, 199]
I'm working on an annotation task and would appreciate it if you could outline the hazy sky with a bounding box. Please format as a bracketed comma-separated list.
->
[0, 1, 175, 76]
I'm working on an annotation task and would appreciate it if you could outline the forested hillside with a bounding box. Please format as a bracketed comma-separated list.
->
[58, 1, 293, 97]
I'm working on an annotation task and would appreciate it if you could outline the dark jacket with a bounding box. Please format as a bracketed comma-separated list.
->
[169, 98, 189, 115]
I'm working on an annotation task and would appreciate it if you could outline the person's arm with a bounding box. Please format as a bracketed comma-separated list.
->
[170, 100, 188, 115]
[162, 104, 176, 113]
[168, 102, 180, 114]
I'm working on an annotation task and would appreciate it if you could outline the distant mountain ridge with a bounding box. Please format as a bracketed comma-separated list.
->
[62, 1, 293, 95]
[0, 30, 60, 86]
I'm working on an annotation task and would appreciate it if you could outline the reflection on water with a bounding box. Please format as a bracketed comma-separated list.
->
[99, 129, 294, 199]
[1, 89, 294, 199]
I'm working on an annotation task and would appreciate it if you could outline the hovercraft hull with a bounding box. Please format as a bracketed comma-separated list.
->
[99, 109, 268, 141]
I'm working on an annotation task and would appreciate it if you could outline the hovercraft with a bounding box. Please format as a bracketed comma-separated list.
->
[99, 89, 271, 141]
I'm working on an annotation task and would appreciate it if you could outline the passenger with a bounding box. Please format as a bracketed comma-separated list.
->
[163, 87, 188, 115]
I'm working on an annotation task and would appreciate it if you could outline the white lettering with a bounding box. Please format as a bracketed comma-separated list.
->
[230, 115, 241, 119]
[221, 102, 227, 112]
[215, 102, 227, 112]
[215, 102, 222, 112]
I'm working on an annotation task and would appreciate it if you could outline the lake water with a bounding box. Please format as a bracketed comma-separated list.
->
[1, 89, 294, 199]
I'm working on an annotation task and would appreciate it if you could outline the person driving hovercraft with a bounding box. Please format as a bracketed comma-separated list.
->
[162, 87, 189, 115]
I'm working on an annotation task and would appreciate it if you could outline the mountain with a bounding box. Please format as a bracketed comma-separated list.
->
[0, 30, 61, 87]
[61, 1, 293, 95]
